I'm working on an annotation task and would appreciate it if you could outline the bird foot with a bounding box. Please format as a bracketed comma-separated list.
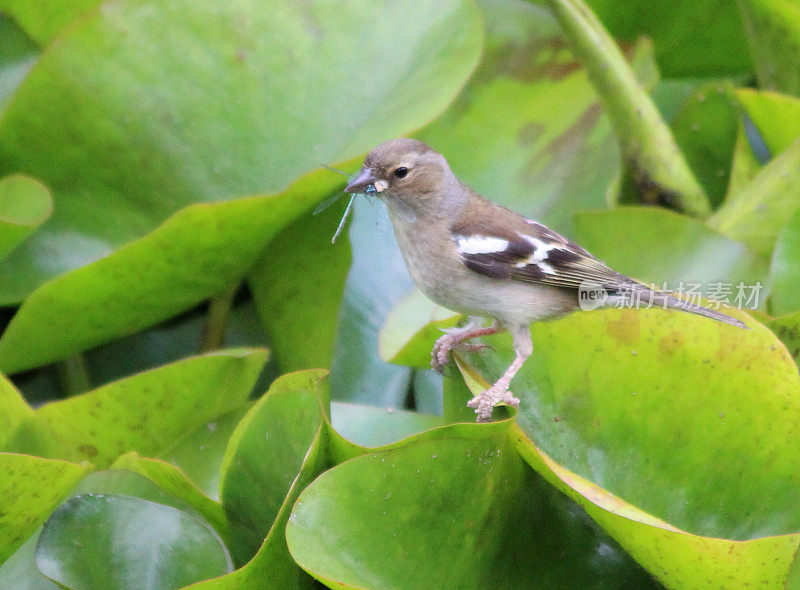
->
[467, 385, 520, 423]
[431, 334, 492, 373]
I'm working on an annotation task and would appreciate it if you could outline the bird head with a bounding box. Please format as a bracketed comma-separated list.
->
[345, 138, 455, 216]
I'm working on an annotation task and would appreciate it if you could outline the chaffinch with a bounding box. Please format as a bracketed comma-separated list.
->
[344, 138, 746, 422]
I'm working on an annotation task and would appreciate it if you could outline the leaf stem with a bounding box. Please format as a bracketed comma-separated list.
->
[200, 284, 238, 352]
[544, 0, 710, 217]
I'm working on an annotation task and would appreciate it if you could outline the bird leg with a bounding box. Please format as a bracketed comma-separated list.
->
[430, 319, 501, 373]
[467, 325, 532, 422]
[467, 352, 527, 422]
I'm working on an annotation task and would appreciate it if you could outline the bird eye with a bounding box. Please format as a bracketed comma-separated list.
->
[393, 167, 409, 179]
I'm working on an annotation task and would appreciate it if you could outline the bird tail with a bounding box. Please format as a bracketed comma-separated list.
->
[608, 283, 748, 329]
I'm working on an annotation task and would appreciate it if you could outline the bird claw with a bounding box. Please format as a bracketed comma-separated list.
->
[430, 335, 492, 373]
[467, 386, 520, 423]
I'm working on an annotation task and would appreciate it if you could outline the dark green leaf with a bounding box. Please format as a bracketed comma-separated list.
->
[219, 370, 327, 564]
[287, 420, 658, 589]
[453, 303, 800, 585]
[35, 494, 231, 589]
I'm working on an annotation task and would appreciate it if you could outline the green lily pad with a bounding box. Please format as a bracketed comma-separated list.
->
[0, 453, 88, 563]
[4, 349, 267, 467]
[219, 370, 328, 564]
[35, 494, 232, 589]
[451, 303, 800, 586]
[189, 370, 330, 588]
[157, 407, 251, 501]
[248, 188, 353, 372]
[110, 454, 229, 542]
[0, 0, 482, 303]
[287, 419, 658, 589]
[0, 176, 323, 373]
[738, 0, 800, 95]
[0, 175, 51, 263]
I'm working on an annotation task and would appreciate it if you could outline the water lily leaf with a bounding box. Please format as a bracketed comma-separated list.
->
[111, 454, 229, 541]
[737, 0, 800, 95]
[0, 175, 51, 263]
[0, 454, 88, 564]
[735, 88, 800, 155]
[35, 494, 232, 589]
[186, 370, 329, 588]
[543, 0, 710, 217]
[248, 187, 353, 372]
[157, 407, 251, 501]
[219, 370, 328, 564]
[574, 207, 768, 293]
[4, 349, 268, 467]
[452, 302, 800, 586]
[709, 135, 800, 257]
[0, 0, 482, 303]
[586, 0, 753, 77]
[287, 419, 658, 589]
[768, 207, 800, 315]
[0, 169, 341, 373]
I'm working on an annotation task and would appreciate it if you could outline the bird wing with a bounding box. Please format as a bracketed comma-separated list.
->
[450, 205, 626, 291]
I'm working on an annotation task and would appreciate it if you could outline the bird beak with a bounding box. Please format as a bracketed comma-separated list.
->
[345, 168, 378, 194]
